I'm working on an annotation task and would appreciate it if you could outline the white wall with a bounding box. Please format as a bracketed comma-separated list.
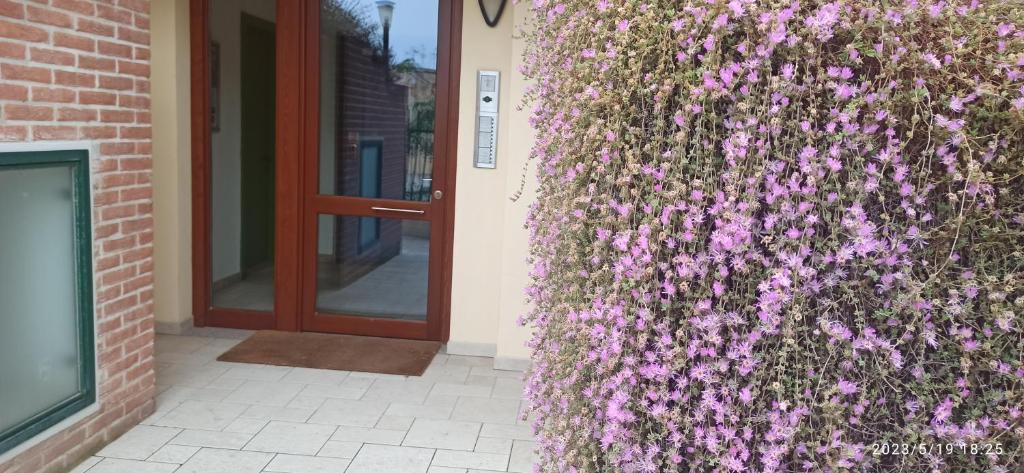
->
[447, 1, 536, 366]
[209, 0, 276, 282]
[151, 0, 192, 330]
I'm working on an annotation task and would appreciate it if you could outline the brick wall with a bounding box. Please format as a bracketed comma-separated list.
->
[0, 0, 154, 472]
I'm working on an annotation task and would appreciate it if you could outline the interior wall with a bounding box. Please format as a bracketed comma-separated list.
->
[447, 0, 536, 364]
[152, 0, 193, 331]
[209, 0, 276, 282]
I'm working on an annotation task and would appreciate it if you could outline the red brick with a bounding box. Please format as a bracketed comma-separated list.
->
[97, 314, 123, 333]
[134, 46, 149, 61]
[118, 0, 148, 14]
[0, 18, 47, 42]
[98, 40, 132, 58]
[119, 219, 151, 238]
[94, 222, 118, 239]
[0, 39, 24, 58]
[30, 47, 75, 66]
[120, 187, 151, 202]
[122, 274, 151, 293]
[119, 157, 150, 171]
[116, 59, 147, 77]
[2, 63, 51, 83]
[0, 83, 27, 100]
[54, 32, 95, 52]
[101, 234, 136, 253]
[118, 94, 148, 110]
[79, 54, 117, 72]
[81, 125, 118, 139]
[54, 69, 94, 87]
[95, 158, 118, 173]
[31, 86, 76, 103]
[101, 264, 136, 285]
[77, 18, 115, 37]
[0, 0, 24, 19]
[120, 126, 150, 139]
[80, 90, 117, 105]
[96, 4, 131, 24]
[52, 0, 95, 16]
[100, 109, 134, 123]
[32, 125, 77, 140]
[26, 5, 73, 27]
[116, 25, 147, 45]
[100, 142, 135, 156]
[4, 104, 53, 121]
[0, 125, 27, 141]
[99, 74, 133, 90]
[134, 78, 149, 94]
[133, 14, 149, 31]
[58, 107, 97, 122]
[93, 190, 120, 206]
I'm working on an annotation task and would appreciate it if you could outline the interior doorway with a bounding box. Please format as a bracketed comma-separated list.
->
[238, 14, 276, 284]
[190, 0, 461, 341]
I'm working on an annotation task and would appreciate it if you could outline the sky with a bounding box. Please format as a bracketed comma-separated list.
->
[348, 0, 439, 69]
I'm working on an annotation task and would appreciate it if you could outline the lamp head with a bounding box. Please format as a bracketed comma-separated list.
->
[375, 0, 395, 30]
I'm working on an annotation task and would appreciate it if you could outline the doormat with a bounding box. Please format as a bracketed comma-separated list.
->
[217, 330, 442, 376]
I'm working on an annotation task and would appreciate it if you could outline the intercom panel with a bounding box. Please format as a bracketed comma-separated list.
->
[474, 70, 500, 169]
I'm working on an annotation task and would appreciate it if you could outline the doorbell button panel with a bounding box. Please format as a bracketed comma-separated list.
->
[474, 70, 499, 169]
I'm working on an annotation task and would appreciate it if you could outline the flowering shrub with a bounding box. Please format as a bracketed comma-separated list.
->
[519, 0, 1024, 471]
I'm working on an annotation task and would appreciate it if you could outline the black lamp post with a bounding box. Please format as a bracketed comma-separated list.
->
[375, 0, 394, 61]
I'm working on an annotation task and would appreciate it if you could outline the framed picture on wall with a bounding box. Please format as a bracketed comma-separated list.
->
[210, 41, 220, 132]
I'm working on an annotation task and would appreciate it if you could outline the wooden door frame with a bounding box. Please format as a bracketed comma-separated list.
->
[190, 0, 302, 331]
[190, 0, 461, 340]
[299, 0, 462, 341]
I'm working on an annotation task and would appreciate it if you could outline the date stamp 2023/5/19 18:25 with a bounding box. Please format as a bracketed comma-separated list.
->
[872, 443, 1004, 457]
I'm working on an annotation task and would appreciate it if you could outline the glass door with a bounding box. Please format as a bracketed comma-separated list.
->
[301, 0, 451, 340]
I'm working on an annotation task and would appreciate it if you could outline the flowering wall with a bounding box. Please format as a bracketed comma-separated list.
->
[520, 1, 1023, 471]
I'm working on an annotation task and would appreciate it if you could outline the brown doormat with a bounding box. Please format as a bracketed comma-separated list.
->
[217, 330, 442, 376]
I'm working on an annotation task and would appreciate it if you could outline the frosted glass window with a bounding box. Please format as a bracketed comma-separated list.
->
[0, 151, 94, 455]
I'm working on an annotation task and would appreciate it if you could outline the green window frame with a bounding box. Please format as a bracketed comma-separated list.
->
[0, 149, 96, 456]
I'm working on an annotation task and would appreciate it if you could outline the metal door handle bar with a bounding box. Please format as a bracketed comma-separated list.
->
[370, 206, 425, 215]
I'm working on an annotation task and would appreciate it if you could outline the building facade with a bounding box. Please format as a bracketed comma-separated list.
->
[0, 0, 534, 470]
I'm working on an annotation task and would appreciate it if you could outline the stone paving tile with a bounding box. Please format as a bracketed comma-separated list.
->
[177, 448, 273, 473]
[403, 419, 481, 451]
[432, 450, 510, 471]
[346, 444, 436, 473]
[73, 334, 536, 472]
[95, 425, 181, 460]
[264, 453, 352, 473]
[243, 421, 337, 455]
[147, 444, 200, 464]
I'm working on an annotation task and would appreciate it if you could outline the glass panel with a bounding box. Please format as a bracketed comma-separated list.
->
[209, 1, 277, 311]
[316, 215, 429, 320]
[0, 165, 81, 434]
[319, 0, 440, 201]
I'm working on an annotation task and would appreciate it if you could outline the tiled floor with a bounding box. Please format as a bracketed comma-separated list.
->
[72, 331, 536, 473]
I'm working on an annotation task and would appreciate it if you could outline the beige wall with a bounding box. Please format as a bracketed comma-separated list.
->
[151, 0, 193, 333]
[149, 0, 537, 365]
[447, 0, 536, 367]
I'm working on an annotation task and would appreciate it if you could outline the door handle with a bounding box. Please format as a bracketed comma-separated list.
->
[370, 206, 425, 215]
